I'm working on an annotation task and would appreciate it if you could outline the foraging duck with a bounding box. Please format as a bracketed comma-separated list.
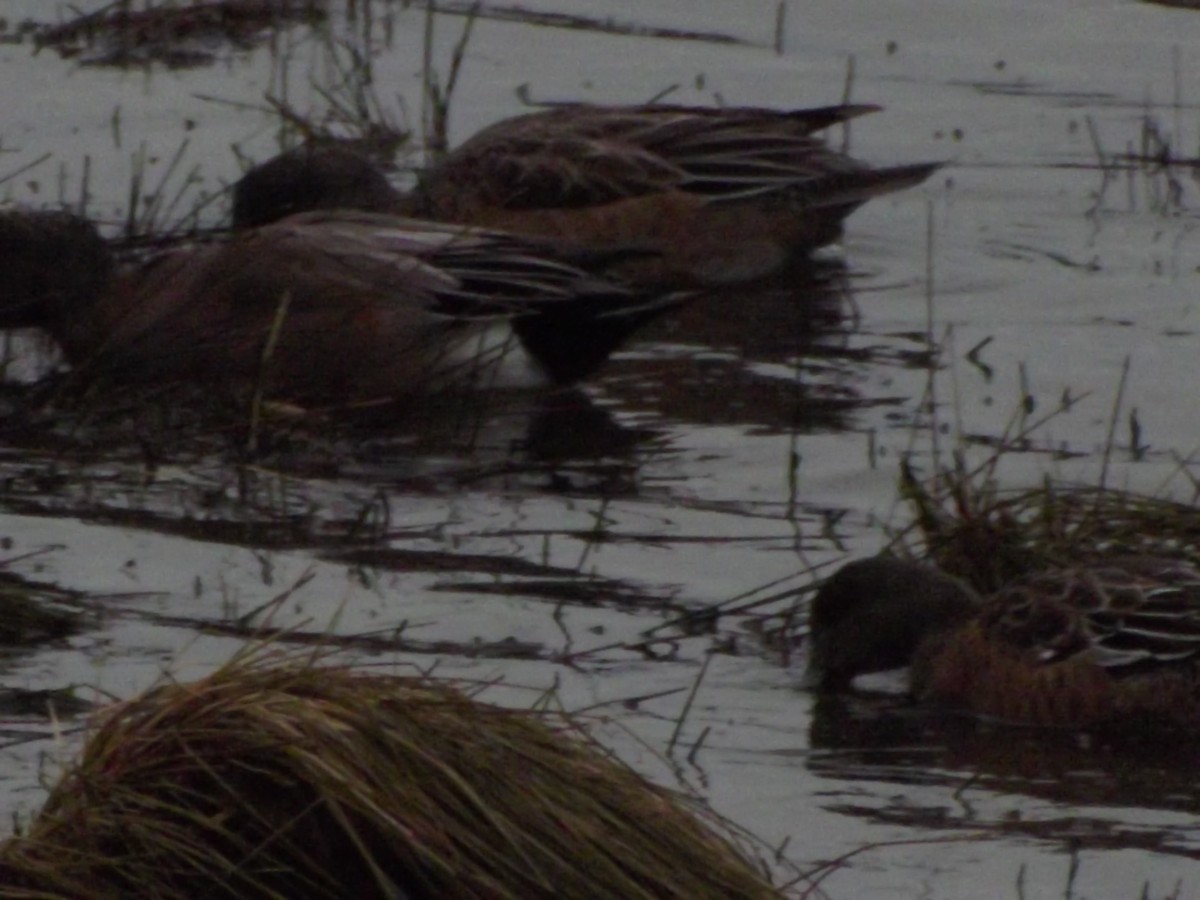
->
[233, 103, 941, 287]
[806, 555, 1200, 729]
[0, 208, 679, 402]
[231, 143, 402, 229]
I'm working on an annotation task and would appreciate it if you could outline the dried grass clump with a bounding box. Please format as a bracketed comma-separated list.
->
[899, 458, 1200, 593]
[0, 654, 779, 900]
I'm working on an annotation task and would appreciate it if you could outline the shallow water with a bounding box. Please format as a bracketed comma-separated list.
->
[3, 1, 1200, 897]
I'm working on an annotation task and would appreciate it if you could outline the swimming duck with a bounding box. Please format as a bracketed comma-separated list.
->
[233, 103, 941, 287]
[807, 555, 1200, 729]
[0, 208, 679, 403]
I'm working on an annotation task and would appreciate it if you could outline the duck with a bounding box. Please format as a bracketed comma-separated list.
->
[232, 103, 941, 287]
[231, 143, 403, 229]
[806, 554, 1200, 730]
[0, 207, 681, 403]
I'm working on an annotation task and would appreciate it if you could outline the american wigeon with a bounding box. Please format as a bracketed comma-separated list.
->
[807, 555, 1200, 729]
[231, 144, 401, 229]
[0, 208, 680, 403]
[233, 103, 941, 287]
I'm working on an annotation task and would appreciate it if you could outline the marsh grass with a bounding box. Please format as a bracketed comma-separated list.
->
[34, 0, 328, 70]
[420, 0, 479, 161]
[872, 187, 1200, 591]
[3, 0, 683, 488]
[883, 346, 1197, 592]
[894, 453, 1200, 592]
[33, 0, 415, 243]
[1085, 81, 1200, 219]
[255, 19, 410, 165]
[0, 566, 86, 648]
[110, 139, 225, 242]
[0, 650, 782, 899]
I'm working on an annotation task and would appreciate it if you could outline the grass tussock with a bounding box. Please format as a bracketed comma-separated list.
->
[0, 653, 780, 900]
[897, 454, 1200, 594]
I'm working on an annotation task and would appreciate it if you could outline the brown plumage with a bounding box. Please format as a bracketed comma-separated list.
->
[0, 208, 679, 403]
[233, 103, 941, 287]
[807, 555, 1200, 730]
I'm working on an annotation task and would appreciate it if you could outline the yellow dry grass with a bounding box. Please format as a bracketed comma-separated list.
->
[0, 651, 781, 899]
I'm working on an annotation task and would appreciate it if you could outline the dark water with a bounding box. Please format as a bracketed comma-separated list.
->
[2, 1, 1200, 896]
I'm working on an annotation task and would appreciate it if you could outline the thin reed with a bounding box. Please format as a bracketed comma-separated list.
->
[898, 456, 1200, 593]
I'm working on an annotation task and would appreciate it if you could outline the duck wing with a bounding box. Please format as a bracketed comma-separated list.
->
[981, 560, 1200, 671]
[416, 103, 918, 214]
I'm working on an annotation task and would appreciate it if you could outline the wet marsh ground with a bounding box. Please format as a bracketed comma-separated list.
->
[3, 1, 1200, 897]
